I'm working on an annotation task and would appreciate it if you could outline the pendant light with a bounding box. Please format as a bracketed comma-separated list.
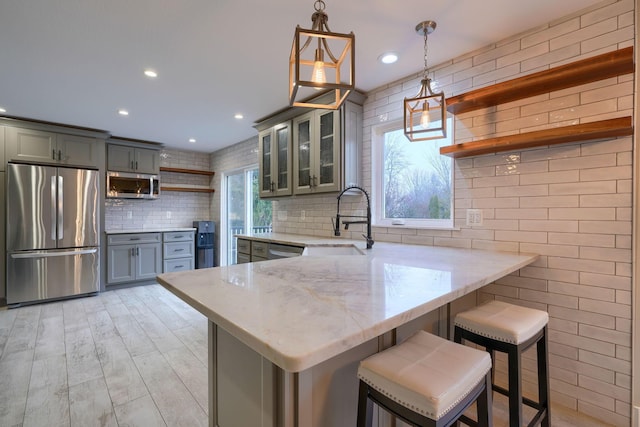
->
[289, 0, 355, 110]
[404, 21, 447, 141]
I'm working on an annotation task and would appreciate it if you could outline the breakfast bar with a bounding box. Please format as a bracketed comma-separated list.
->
[157, 241, 538, 427]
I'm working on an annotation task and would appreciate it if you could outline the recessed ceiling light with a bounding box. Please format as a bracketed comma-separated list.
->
[189, 138, 196, 143]
[234, 113, 244, 120]
[118, 109, 129, 116]
[0, 107, 6, 113]
[144, 69, 158, 78]
[378, 52, 398, 64]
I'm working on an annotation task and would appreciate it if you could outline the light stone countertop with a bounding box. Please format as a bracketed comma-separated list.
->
[105, 227, 196, 234]
[157, 240, 538, 372]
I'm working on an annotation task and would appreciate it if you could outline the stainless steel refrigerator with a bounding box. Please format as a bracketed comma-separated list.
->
[6, 163, 100, 305]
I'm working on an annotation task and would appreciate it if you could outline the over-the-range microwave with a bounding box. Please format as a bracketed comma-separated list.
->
[106, 171, 159, 199]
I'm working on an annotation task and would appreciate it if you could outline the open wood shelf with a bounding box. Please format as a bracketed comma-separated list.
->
[440, 116, 633, 158]
[159, 167, 215, 176]
[161, 186, 215, 193]
[445, 47, 634, 115]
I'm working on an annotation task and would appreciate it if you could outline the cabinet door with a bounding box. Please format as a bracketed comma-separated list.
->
[58, 134, 101, 168]
[293, 112, 314, 195]
[314, 110, 340, 193]
[6, 127, 58, 163]
[107, 144, 135, 172]
[0, 126, 5, 170]
[135, 148, 160, 174]
[258, 129, 274, 197]
[107, 244, 136, 284]
[273, 122, 292, 196]
[136, 243, 162, 280]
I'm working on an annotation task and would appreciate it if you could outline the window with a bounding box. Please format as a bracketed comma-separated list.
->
[371, 118, 454, 229]
[221, 167, 272, 265]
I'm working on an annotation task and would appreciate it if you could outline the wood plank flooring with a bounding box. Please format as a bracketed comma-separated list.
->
[0, 283, 614, 426]
[0, 284, 208, 427]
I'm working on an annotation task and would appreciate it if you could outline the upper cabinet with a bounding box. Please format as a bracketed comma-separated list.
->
[293, 109, 340, 195]
[254, 91, 364, 198]
[107, 144, 159, 174]
[6, 127, 102, 168]
[259, 122, 292, 198]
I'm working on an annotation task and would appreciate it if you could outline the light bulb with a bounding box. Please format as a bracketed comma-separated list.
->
[312, 48, 326, 87]
[420, 103, 430, 128]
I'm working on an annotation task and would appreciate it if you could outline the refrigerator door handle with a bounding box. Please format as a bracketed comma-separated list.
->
[57, 175, 64, 241]
[11, 248, 98, 259]
[51, 175, 57, 242]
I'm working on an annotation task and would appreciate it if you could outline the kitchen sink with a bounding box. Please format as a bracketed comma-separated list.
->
[302, 244, 365, 256]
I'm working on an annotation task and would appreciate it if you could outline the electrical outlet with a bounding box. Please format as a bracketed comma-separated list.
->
[466, 209, 483, 226]
[301, 210, 306, 220]
[166, 211, 172, 219]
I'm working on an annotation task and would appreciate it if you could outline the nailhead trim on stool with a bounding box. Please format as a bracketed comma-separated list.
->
[454, 300, 550, 427]
[357, 331, 493, 427]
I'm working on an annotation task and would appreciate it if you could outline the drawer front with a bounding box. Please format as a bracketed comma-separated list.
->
[163, 231, 194, 242]
[237, 238, 251, 255]
[108, 233, 161, 245]
[251, 255, 268, 263]
[236, 253, 250, 264]
[164, 241, 194, 259]
[163, 258, 194, 273]
[251, 241, 269, 258]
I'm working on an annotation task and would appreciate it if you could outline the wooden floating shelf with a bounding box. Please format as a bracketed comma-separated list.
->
[440, 116, 633, 159]
[161, 186, 215, 193]
[446, 47, 634, 115]
[160, 167, 215, 176]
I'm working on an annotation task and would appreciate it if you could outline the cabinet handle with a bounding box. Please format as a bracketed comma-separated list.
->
[52, 149, 56, 160]
[129, 237, 141, 241]
[131, 160, 135, 169]
[58, 150, 62, 161]
[137, 247, 140, 256]
[174, 248, 184, 252]
[175, 265, 184, 269]
[174, 235, 184, 239]
[130, 248, 135, 257]
[135, 161, 138, 170]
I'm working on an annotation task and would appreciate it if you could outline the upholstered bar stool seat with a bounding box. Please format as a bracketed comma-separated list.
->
[357, 330, 493, 427]
[454, 300, 550, 427]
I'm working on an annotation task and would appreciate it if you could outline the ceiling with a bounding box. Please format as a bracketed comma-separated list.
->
[0, 0, 602, 153]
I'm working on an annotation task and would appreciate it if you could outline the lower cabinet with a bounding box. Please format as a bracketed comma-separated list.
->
[163, 231, 195, 273]
[107, 233, 162, 284]
[236, 238, 251, 264]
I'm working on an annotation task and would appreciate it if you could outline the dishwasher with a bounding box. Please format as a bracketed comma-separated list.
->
[267, 243, 305, 259]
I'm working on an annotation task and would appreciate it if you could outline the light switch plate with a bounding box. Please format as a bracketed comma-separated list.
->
[466, 209, 483, 226]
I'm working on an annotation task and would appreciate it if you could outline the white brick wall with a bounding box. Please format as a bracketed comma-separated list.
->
[267, 0, 635, 424]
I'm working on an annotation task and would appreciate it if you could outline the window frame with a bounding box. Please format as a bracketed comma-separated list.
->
[371, 118, 455, 230]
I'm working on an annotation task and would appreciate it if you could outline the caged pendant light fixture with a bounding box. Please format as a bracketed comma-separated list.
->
[289, 0, 355, 110]
[404, 20, 447, 141]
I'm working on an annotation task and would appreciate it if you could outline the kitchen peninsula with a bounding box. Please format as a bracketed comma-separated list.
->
[157, 240, 538, 427]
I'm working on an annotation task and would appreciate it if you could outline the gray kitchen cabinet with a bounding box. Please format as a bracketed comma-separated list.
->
[255, 91, 363, 198]
[236, 238, 251, 264]
[0, 172, 4, 299]
[163, 231, 195, 273]
[293, 109, 340, 194]
[0, 126, 5, 170]
[250, 241, 269, 262]
[258, 122, 292, 198]
[107, 233, 162, 284]
[5, 127, 101, 168]
[107, 144, 159, 174]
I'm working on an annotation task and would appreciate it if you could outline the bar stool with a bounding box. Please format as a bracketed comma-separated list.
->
[357, 330, 493, 427]
[454, 300, 550, 427]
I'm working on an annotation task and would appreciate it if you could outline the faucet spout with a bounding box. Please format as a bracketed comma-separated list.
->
[334, 186, 374, 249]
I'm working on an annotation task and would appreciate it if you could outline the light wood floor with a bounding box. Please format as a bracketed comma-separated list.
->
[0, 283, 614, 426]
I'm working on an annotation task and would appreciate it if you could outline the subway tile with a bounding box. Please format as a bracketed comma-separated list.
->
[580, 165, 632, 181]
[471, 240, 520, 252]
[549, 281, 615, 302]
[580, 193, 630, 208]
[548, 232, 615, 248]
[496, 184, 548, 197]
[521, 17, 580, 49]
[520, 170, 578, 185]
[472, 197, 518, 209]
[549, 305, 614, 329]
[582, 26, 635, 53]
[548, 256, 615, 274]
[521, 195, 578, 208]
[521, 144, 581, 162]
[550, 317, 578, 335]
[520, 243, 579, 258]
[496, 112, 549, 133]
[473, 40, 520, 65]
[550, 353, 614, 384]
[550, 99, 618, 123]
[550, 329, 614, 357]
[579, 220, 631, 235]
[521, 288, 578, 309]
[580, 246, 631, 263]
[521, 44, 581, 72]
[521, 94, 580, 117]
[495, 161, 548, 176]
[495, 231, 547, 244]
[473, 174, 520, 188]
[549, 180, 617, 195]
[549, 207, 615, 221]
[617, 207, 632, 221]
[580, 272, 631, 291]
[520, 266, 579, 283]
[478, 219, 520, 231]
[551, 17, 617, 50]
[495, 275, 547, 292]
[549, 153, 617, 172]
[579, 299, 630, 319]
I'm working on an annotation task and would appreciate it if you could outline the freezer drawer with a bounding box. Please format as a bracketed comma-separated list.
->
[7, 248, 99, 305]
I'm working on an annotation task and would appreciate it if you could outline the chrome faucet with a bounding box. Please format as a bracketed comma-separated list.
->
[332, 186, 374, 249]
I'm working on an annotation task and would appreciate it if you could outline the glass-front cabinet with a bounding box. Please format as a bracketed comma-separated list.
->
[258, 122, 292, 198]
[293, 109, 340, 195]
